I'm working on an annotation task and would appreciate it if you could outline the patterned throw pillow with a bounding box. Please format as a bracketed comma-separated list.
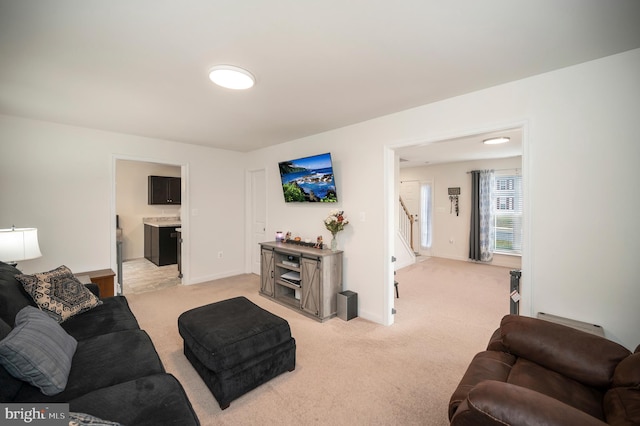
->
[16, 265, 102, 323]
[0, 306, 77, 395]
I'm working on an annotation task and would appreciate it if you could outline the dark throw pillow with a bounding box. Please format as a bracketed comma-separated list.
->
[0, 306, 78, 395]
[16, 265, 102, 323]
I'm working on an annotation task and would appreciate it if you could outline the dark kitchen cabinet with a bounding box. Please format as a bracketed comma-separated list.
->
[144, 224, 178, 266]
[148, 176, 181, 205]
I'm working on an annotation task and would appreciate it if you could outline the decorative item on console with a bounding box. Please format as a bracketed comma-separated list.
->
[281, 232, 324, 249]
[324, 210, 349, 251]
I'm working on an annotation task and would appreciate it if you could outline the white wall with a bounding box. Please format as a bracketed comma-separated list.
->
[245, 139, 389, 324]
[0, 116, 246, 285]
[247, 49, 640, 350]
[116, 160, 181, 260]
[400, 157, 523, 269]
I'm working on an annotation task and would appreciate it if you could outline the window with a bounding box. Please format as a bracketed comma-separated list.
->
[493, 174, 522, 255]
[420, 182, 432, 249]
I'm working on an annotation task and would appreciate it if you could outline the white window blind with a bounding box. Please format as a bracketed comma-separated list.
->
[493, 174, 522, 255]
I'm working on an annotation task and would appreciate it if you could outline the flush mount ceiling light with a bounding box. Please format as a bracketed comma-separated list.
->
[483, 137, 510, 145]
[208, 65, 255, 90]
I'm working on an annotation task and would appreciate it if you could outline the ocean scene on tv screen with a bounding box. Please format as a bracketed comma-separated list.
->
[279, 153, 337, 202]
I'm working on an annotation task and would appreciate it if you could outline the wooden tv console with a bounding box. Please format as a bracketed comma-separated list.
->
[259, 241, 343, 322]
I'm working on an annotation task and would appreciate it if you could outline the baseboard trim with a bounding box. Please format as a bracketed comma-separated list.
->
[186, 269, 245, 285]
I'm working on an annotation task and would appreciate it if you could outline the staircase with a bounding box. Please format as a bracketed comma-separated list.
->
[399, 196, 414, 251]
[395, 197, 416, 270]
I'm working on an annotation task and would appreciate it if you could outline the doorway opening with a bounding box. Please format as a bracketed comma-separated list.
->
[390, 124, 528, 319]
[399, 179, 433, 258]
[113, 157, 186, 295]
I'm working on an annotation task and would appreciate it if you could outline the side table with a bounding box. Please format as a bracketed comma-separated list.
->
[77, 268, 116, 298]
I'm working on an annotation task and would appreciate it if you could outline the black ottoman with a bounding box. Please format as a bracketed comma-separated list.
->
[178, 296, 296, 409]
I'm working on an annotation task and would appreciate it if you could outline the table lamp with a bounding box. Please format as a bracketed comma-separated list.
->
[0, 226, 42, 267]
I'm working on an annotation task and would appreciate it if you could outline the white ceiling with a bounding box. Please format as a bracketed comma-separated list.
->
[397, 128, 523, 168]
[1, 1, 639, 153]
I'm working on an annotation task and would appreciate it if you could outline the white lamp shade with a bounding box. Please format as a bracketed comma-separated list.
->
[0, 228, 42, 263]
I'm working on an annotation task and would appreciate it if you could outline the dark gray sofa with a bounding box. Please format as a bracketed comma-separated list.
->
[0, 261, 200, 425]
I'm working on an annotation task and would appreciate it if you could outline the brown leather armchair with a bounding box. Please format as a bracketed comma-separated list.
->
[449, 315, 640, 425]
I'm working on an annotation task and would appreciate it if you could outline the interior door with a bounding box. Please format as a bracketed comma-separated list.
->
[251, 169, 267, 275]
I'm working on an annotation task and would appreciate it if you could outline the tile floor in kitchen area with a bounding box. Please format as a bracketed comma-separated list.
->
[122, 258, 181, 294]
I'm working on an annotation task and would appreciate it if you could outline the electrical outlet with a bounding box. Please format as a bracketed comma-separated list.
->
[217, 251, 223, 259]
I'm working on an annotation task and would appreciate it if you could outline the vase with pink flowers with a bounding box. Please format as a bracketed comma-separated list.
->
[324, 210, 349, 251]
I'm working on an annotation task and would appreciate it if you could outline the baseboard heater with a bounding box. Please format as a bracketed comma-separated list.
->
[537, 312, 604, 337]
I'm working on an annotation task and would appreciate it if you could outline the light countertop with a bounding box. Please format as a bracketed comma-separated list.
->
[143, 216, 181, 227]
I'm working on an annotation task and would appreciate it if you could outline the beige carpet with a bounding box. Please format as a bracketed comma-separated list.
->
[126, 257, 511, 426]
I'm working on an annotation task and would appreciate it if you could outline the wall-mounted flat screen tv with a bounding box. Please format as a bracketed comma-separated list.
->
[278, 152, 337, 202]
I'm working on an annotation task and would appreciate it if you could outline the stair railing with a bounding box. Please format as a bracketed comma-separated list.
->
[399, 197, 414, 251]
